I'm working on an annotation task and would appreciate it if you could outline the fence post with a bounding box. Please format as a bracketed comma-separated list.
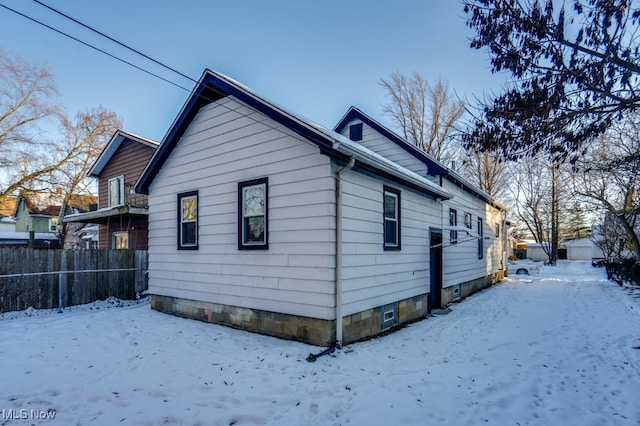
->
[57, 252, 66, 313]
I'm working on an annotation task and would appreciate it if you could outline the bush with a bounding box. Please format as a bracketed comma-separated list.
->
[605, 259, 640, 286]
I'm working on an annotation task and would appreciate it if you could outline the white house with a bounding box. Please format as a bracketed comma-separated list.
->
[334, 107, 508, 307]
[136, 70, 507, 346]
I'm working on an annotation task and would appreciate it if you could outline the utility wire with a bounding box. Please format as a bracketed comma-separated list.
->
[32, 0, 197, 85]
[3, 1, 324, 144]
[0, 2, 190, 92]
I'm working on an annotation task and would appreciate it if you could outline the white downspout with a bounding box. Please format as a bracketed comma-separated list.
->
[335, 157, 355, 347]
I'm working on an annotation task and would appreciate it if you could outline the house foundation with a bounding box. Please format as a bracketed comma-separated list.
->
[151, 293, 431, 347]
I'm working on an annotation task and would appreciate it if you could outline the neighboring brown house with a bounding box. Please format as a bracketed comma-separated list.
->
[64, 130, 158, 249]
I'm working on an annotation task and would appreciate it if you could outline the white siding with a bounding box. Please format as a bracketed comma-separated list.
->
[339, 168, 441, 316]
[148, 97, 336, 320]
[441, 179, 505, 288]
[337, 119, 429, 176]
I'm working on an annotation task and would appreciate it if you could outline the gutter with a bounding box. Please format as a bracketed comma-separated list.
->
[335, 157, 355, 346]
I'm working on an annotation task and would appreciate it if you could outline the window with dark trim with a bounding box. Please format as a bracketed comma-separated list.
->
[349, 123, 363, 141]
[239, 178, 268, 250]
[449, 208, 458, 244]
[464, 212, 472, 229]
[383, 186, 401, 250]
[478, 217, 484, 259]
[178, 191, 198, 250]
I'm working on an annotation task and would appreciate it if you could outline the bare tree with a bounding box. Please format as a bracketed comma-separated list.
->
[0, 48, 121, 241]
[460, 149, 510, 199]
[573, 114, 640, 260]
[0, 48, 62, 202]
[463, 0, 640, 161]
[510, 154, 569, 264]
[380, 72, 465, 164]
[53, 108, 121, 246]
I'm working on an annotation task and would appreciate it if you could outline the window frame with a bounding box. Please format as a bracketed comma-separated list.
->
[49, 217, 58, 232]
[478, 217, 484, 259]
[449, 208, 458, 244]
[464, 212, 472, 229]
[383, 186, 401, 250]
[112, 231, 129, 249]
[238, 178, 268, 250]
[349, 123, 363, 141]
[177, 190, 199, 250]
[108, 176, 125, 207]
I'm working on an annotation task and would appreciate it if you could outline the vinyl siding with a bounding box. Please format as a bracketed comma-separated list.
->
[441, 179, 505, 288]
[339, 168, 440, 316]
[336, 118, 428, 176]
[147, 97, 336, 320]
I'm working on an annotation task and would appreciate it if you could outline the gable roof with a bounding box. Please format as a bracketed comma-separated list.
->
[334, 107, 506, 210]
[334, 106, 449, 176]
[89, 130, 159, 177]
[135, 69, 451, 200]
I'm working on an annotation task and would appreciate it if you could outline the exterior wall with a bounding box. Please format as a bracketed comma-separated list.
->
[336, 118, 428, 175]
[339, 168, 441, 316]
[96, 138, 156, 250]
[151, 295, 334, 346]
[440, 179, 505, 290]
[99, 217, 149, 250]
[98, 139, 155, 209]
[147, 96, 337, 324]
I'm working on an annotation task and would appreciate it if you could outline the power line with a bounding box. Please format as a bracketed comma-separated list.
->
[0, 2, 190, 92]
[32, 0, 197, 85]
[2, 1, 311, 143]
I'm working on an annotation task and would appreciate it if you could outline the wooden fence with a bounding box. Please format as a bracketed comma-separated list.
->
[0, 248, 148, 313]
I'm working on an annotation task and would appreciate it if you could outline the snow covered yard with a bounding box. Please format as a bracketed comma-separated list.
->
[1, 261, 639, 426]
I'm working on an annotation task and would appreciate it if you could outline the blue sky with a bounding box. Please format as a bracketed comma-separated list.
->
[0, 1, 508, 142]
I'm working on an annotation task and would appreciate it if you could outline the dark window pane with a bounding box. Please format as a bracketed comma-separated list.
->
[244, 216, 265, 243]
[182, 222, 196, 246]
[349, 123, 363, 141]
[384, 220, 397, 245]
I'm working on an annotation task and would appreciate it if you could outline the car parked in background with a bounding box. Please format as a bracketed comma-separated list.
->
[508, 259, 541, 275]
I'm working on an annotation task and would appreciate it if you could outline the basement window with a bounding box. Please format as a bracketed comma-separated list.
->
[381, 302, 398, 330]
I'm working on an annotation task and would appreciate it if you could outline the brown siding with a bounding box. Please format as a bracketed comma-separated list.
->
[99, 217, 149, 250]
[97, 138, 156, 250]
[98, 140, 156, 209]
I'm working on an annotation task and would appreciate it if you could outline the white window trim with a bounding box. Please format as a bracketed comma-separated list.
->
[112, 231, 129, 249]
[108, 176, 125, 207]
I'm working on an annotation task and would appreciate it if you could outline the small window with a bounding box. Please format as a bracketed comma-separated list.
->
[178, 191, 198, 250]
[478, 217, 484, 259]
[449, 208, 458, 244]
[381, 302, 398, 330]
[49, 217, 58, 232]
[349, 123, 363, 141]
[108, 176, 125, 207]
[239, 178, 268, 250]
[113, 232, 129, 249]
[495, 223, 500, 238]
[464, 212, 472, 229]
[383, 186, 401, 250]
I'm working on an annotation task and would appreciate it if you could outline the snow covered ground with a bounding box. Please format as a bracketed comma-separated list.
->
[1, 261, 639, 425]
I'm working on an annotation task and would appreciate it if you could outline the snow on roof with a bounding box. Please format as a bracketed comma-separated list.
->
[0, 231, 57, 240]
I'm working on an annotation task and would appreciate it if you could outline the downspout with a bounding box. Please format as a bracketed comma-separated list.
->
[335, 156, 355, 347]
